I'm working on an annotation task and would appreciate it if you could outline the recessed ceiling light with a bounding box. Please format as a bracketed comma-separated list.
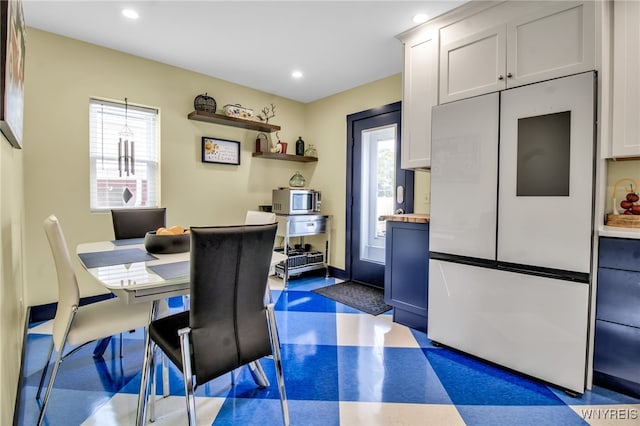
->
[291, 70, 303, 79]
[122, 9, 139, 20]
[413, 13, 429, 24]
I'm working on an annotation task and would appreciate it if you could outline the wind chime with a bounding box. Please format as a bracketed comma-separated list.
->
[119, 98, 135, 204]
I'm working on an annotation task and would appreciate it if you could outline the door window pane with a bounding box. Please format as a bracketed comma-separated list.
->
[360, 124, 396, 264]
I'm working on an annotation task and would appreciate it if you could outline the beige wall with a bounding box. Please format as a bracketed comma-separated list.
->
[5, 28, 406, 420]
[0, 133, 25, 425]
[305, 74, 403, 269]
[22, 29, 408, 306]
[23, 29, 312, 305]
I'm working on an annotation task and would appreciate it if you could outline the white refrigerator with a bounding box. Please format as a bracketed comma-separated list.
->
[428, 72, 596, 394]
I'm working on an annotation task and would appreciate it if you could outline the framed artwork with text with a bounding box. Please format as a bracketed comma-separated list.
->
[0, 0, 26, 149]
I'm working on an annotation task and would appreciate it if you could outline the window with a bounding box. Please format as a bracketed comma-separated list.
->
[360, 123, 396, 264]
[89, 98, 159, 211]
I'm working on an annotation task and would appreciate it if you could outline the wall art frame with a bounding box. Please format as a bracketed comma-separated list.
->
[0, 0, 26, 149]
[202, 136, 240, 165]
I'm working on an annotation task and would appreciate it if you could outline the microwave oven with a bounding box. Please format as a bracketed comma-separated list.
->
[272, 188, 321, 215]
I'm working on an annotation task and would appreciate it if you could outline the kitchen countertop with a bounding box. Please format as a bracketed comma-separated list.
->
[599, 225, 640, 240]
[379, 213, 430, 223]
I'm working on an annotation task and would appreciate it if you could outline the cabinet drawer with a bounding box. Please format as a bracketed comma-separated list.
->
[288, 219, 325, 236]
[596, 268, 640, 327]
[594, 320, 640, 388]
[277, 215, 327, 237]
[599, 237, 640, 271]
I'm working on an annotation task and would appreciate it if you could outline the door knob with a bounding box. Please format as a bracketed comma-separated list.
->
[395, 208, 405, 214]
[498, 75, 504, 80]
[507, 72, 513, 78]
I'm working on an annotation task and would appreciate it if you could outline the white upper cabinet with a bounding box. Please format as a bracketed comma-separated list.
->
[439, 1, 595, 104]
[440, 25, 506, 103]
[440, 25, 507, 103]
[400, 27, 438, 169]
[611, 0, 640, 158]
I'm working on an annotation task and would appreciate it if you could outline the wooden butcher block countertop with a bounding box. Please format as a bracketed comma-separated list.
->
[379, 213, 430, 223]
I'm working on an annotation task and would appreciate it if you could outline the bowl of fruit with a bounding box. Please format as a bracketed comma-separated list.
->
[607, 179, 640, 228]
[619, 188, 640, 216]
[144, 225, 191, 254]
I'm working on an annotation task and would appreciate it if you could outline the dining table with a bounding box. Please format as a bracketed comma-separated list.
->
[76, 237, 287, 425]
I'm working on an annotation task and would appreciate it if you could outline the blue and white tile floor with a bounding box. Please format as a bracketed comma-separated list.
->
[17, 276, 640, 425]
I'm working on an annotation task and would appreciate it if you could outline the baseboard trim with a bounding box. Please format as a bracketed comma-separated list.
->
[327, 266, 347, 280]
[13, 307, 30, 426]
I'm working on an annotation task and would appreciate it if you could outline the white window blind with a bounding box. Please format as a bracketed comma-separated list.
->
[89, 98, 159, 211]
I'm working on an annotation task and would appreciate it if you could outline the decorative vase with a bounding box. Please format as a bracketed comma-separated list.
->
[289, 171, 306, 187]
[295, 137, 305, 156]
[304, 144, 317, 158]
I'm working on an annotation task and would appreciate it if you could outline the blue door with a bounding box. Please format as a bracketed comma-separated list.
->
[346, 102, 413, 288]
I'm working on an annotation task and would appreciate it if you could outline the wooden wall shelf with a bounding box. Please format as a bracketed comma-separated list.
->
[187, 111, 281, 132]
[252, 152, 318, 162]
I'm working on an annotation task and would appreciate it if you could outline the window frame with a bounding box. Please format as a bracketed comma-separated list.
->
[88, 98, 161, 212]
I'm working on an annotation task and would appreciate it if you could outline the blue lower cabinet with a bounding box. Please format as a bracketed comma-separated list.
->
[384, 221, 429, 332]
[594, 320, 640, 398]
[594, 237, 640, 398]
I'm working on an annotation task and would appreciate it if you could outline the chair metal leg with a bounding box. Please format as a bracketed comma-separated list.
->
[148, 342, 157, 423]
[137, 333, 155, 425]
[37, 347, 65, 426]
[265, 286, 274, 305]
[162, 353, 170, 397]
[178, 327, 196, 426]
[248, 361, 270, 388]
[92, 337, 111, 358]
[37, 307, 79, 426]
[36, 340, 54, 400]
[266, 303, 289, 426]
[136, 301, 158, 426]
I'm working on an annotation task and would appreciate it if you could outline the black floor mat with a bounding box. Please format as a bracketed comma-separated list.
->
[312, 281, 392, 315]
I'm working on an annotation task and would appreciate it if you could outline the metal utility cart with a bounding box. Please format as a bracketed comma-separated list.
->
[274, 214, 330, 287]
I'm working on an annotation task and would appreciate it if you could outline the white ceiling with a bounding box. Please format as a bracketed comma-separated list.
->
[22, 0, 465, 103]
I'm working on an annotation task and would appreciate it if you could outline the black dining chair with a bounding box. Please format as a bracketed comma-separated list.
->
[111, 207, 166, 240]
[92, 208, 167, 357]
[138, 223, 289, 426]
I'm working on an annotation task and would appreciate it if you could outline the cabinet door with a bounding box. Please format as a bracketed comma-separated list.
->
[506, 1, 595, 89]
[430, 92, 499, 260]
[439, 25, 506, 104]
[401, 30, 438, 169]
[594, 320, 640, 397]
[498, 72, 595, 273]
[611, 0, 640, 157]
[385, 222, 429, 315]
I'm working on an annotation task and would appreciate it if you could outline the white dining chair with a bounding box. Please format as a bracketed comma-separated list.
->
[244, 210, 276, 225]
[37, 215, 152, 426]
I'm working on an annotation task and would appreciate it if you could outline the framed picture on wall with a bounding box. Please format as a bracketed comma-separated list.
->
[0, 0, 26, 149]
[202, 137, 240, 165]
